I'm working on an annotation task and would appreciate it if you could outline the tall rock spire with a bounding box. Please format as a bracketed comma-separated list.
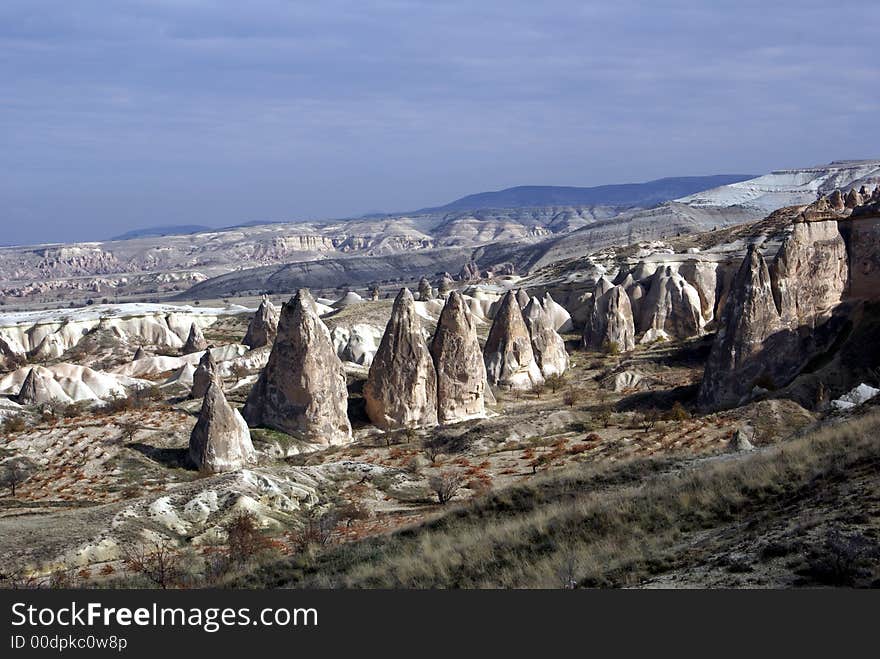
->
[364, 288, 438, 429]
[483, 290, 544, 390]
[242, 289, 352, 446]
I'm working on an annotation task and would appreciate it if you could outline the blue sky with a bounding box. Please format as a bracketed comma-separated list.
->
[1, 0, 877, 244]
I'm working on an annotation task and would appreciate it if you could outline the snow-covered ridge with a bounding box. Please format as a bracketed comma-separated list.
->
[0, 302, 249, 328]
[676, 160, 880, 212]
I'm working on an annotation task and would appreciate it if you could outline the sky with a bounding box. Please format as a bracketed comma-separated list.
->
[1, 0, 878, 245]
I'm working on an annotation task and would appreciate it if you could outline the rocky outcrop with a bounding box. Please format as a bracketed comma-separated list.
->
[516, 289, 530, 308]
[242, 290, 352, 446]
[459, 261, 480, 281]
[539, 292, 574, 332]
[430, 291, 487, 423]
[132, 347, 146, 361]
[594, 276, 614, 297]
[16, 368, 67, 405]
[678, 259, 718, 322]
[417, 277, 434, 301]
[771, 219, 847, 328]
[189, 379, 255, 474]
[583, 285, 636, 353]
[698, 245, 782, 408]
[182, 323, 208, 354]
[190, 350, 218, 399]
[845, 188, 862, 209]
[364, 289, 438, 429]
[369, 286, 381, 301]
[829, 189, 846, 211]
[523, 298, 568, 378]
[638, 266, 704, 342]
[483, 291, 544, 389]
[840, 203, 880, 299]
[242, 296, 279, 349]
[437, 273, 455, 296]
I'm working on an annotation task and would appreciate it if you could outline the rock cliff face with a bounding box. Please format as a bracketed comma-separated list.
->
[242, 296, 279, 349]
[364, 289, 438, 429]
[430, 291, 487, 423]
[189, 380, 255, 474]
[523, 298, 569, 377]
[484, 290, 544, 390]
[242, 289, 352, 446]
[841, 202, 880, 299]
[771, 219, 847, 328]
[698, 245, 780, 409]
[583, 285, 636, 353]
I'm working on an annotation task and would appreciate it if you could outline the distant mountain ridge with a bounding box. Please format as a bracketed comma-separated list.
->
[112, 224, 213, 240]
[417, 175, 755, 213]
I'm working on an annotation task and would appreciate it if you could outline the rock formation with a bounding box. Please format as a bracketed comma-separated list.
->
[583, 285, 636, 353]
[459, 261, 480, 281]
[483, 290, 544, 389]
[417, 277, 434, 301]
[430, 291, 487, 423]
[539, 292, 574, 332]
[829, 189, 846, 211]
[182, 323, 208, 354]
[638, 266, 704, 342]
[516, 288, 530, 308]
[437, 273, 455, 296]
[364, 288, 438, 429]
[698, 245, 782, 408]
[369, 285, 380, 301]
[594, 276, 614, 298]
[242, 289, 352, 445]
[132, 347, 146, 361]
[242, 296, 279, 349]
[771, 219, 847, 328]
[190, 350, 218, 399]
[678, 259, 718, 322]
[16, 368, 67, 405]
[845, 188, 862, 209]
[189, 379, 255, 474]
[522, 298, 568, 378]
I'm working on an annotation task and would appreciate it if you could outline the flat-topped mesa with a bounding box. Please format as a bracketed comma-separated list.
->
[189, 379, 255, 474]
[484, 290, 544, 390]
[638, 266, 704, 343]
[523, 298, 569, 378]
[364, 288, 438, 429]
[698, 245, 781, 409]
[242, 289, 352, 446]
[182, 322, 208, 354]
[190, 349, 218, 399]
[242, 295, 279, 349]
[430, 291, 487, 423]
[417, 277, 435, 301]
[583, 285, 636, 353]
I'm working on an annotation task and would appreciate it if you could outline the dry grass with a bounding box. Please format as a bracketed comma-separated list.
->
[234, 410, 880, 589]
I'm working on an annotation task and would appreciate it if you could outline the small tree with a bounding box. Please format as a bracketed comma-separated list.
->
[545, 374, 566, 393]
[562, 388, 580, 407]
[1, 460, 30, 497]
[601, 339, 620, 356]
[641, 408, 661, 432]
[428, 471, 464, 505]
[665, 401, 691, 422]
[595, 405, 613, 428]
[422, 437, 443, 464]
[531, 382, 546, 399]
[118, 420, 140, 443]
[122, 540, 182, 589]
[223, 512, 271, 564]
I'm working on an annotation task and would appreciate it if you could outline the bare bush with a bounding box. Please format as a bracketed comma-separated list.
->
[122, 540, 183, 589]
[429, 471, 464, 505]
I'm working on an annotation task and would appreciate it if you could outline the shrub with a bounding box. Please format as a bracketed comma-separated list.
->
[428, 471, 464, 505]
[601, 340, 620, 356]
[664, 401, 691, 422]
[224, 512, 272, 564]
[545, 374, 567, 393]
[2, 415, 26, 433]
